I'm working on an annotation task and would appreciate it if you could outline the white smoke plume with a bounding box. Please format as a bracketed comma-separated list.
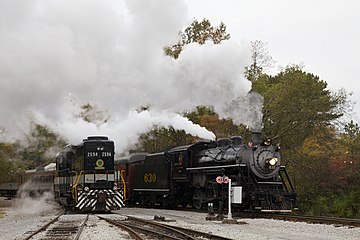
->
[15, 181, 57, 215]
[0, 0, 260, 153]
[223, 91, 264, 131]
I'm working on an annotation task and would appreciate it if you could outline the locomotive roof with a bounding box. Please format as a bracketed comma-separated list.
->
[115, 153, 148, 163]
[167, 141, 216, 153]
[25, 163, 56, 173]
[83, 136, 109, 141]
[168, 144, 192, 152]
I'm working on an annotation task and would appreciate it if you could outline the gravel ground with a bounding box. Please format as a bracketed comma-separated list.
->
[117, 207, 360, 240]
[0, 196, 62, 240]
[1, 198, 360, 240]
[80, 214, 130, 240]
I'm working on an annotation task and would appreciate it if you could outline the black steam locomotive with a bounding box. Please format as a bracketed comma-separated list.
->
[116, 132, 296, 212]
[54, 136, 124, 211]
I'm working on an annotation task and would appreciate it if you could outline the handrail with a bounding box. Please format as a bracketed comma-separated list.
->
[120, 170, 126, 200]
[72, 170, 84, 202]
[70, 171, 77, 201]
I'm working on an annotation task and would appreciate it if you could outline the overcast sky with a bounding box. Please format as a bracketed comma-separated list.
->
[185, 0, 360, 121]
[0, 0, 359, 151]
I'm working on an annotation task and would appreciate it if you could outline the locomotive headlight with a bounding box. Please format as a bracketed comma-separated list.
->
[113, 185, 118, 191]
[269, 157, 278, 166]
[84, 186, 90, 192]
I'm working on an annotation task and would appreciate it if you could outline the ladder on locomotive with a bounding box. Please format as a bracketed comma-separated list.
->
[277, 166, 296, 193]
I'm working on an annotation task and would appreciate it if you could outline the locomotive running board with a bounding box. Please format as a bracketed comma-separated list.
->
[133, 189, 170, 192]
[257, 182, 283, 185]
[186, 163, 246, 171]
[260, 209, 292, 213]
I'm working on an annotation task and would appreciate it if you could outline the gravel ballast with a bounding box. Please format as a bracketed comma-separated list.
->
[1, 198, 360, 240]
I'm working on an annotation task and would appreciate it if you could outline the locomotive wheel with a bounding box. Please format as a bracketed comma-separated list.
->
[192, 187, 205, 209]
[139, 196, 149, 206]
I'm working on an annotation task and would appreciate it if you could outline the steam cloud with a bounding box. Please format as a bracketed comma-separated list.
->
[0, 0, 262, 153]
[15, 182, 57, 215]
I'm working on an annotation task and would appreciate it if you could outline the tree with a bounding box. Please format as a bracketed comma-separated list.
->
[19, 123, 67, 169]
[245, 40, 275, 83]
[295, 126, 338, 189]
[78, 103, 110, 126]
[255, 66, 348, 151]
[337, 120, 360, 192]
[294, 123, 360, 217]
[185, 105, 249, 139]
[0, 143, 24, 183]
[130, 126, 194, 153]
[128, 106, 250, 154]
[184, 105, 217, 125]
[164, 19, 230, 59]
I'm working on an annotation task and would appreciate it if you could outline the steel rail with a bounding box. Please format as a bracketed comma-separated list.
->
[270, 214, 360, 227]
[115, 221, 186, 240]
[99, 215, 200, 239]
[122, 219, 195, 239]
[237, 212, 360, 228]
[74, 214, 89, 240]
[23, 212, 64, 240]
[126, 215, 235, 240]
[97, 215, 145, 240]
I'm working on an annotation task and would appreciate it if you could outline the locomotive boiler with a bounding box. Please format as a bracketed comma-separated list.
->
[54, 136, 124, 211]
[116, 132, 296, 212]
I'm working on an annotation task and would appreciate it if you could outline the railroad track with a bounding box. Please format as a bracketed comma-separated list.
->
[264, 214, 360, 228]
[23, 212, 89, 240]
[126, 205, 360, 228]
[235, 212, 360, 228]
[98, 214, 234, 240]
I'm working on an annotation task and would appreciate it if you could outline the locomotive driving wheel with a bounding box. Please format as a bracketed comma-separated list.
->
[192, 187, 205, 209]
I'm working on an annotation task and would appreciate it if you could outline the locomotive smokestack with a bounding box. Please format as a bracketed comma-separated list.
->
[251, 131, 262, 145]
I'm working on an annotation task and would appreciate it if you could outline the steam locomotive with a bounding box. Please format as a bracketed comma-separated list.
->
[54, 136, 124, 211]
[115, 132, 297, 212]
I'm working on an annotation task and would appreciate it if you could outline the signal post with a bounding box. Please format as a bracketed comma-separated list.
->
[206, 175, 237, 224]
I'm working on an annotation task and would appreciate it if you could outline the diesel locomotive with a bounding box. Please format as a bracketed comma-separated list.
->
[54, 136, 124, 211]
[116, 132, 297, 212]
